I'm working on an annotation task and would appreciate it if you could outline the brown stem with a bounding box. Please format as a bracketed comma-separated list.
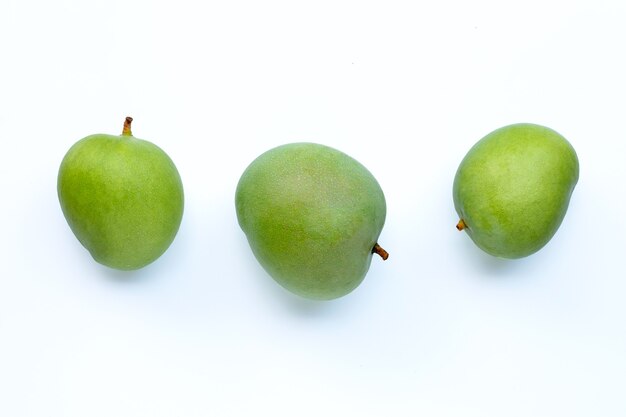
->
[456, 219, 466, 231]
[372, 243, 389, 260]
[122, 116, 133, 136]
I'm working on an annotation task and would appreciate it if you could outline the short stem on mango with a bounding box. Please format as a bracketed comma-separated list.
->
[372, 243, 389, 260]
[456, 219, 466, 231]
[122, 116, 133, 136]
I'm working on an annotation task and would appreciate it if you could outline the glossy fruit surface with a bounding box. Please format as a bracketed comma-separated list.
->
[58, 117, 184, 270]
[453, 123, 579, 258]
[236, 142, 387, 300]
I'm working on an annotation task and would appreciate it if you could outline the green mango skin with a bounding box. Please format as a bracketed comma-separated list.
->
[235, 143, 387, 300]
[58, 124, 184, 270]
[453, 123, 579, 259]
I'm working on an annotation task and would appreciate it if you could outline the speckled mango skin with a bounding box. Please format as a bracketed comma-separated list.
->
[453, 123, 579, 259]
[235, 143, 386, 300]
[58, 132, 184, 270]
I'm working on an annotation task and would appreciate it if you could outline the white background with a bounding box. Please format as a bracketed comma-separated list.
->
[1, 1, 625, 416]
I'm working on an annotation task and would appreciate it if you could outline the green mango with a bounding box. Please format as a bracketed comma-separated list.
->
[453, 123, 579, 258]
[235, 142, 387, 300]
[58, 117, 184, 270]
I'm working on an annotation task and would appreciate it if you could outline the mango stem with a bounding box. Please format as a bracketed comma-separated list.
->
[122, 116, 133, 136]
[456, 219, 466, 231]
[372, 243, 389, 260]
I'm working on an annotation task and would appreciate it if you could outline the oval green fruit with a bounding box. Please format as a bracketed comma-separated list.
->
[453, 123, 579, 259]
[58, 117, 184, 270]
[235, 143, 388, 300]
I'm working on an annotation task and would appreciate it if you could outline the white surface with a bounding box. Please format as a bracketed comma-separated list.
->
[1, 1, 625, 416]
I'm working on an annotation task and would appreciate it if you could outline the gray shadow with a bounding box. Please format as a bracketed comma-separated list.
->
[455, 235, 532, 280]
[282, 293, 342, 317]
[263, 279, 350, 318]
[97, 261, 160, 284]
